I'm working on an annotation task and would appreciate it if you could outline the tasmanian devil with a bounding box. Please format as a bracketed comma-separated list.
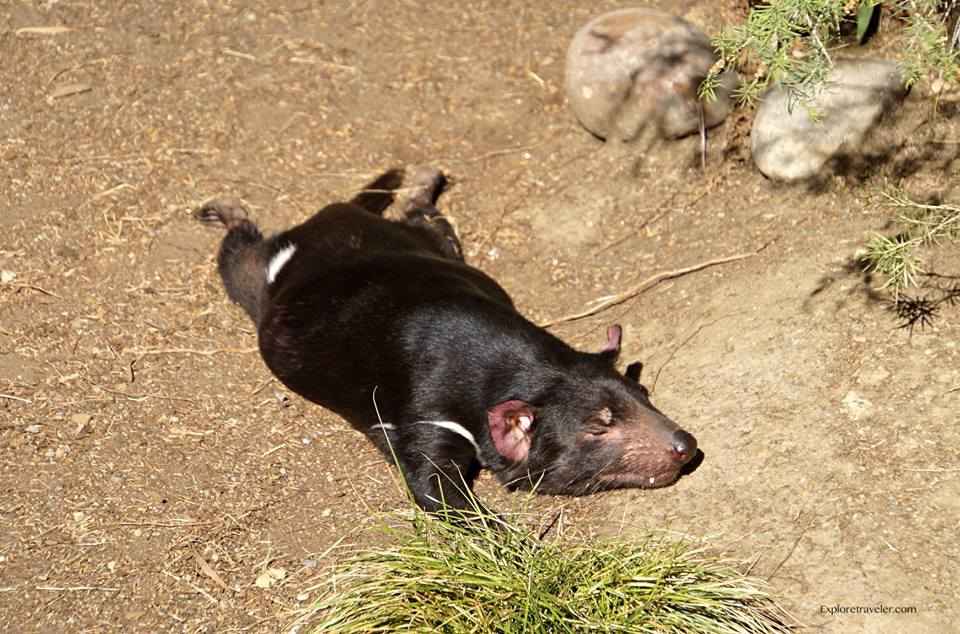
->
[197, 167, 697, 511]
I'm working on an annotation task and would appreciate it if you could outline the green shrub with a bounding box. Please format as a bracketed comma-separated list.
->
[700, 0, 960, 109]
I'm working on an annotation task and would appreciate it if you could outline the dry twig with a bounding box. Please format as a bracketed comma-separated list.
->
[539, 251, 758, 328]
[447, 143, 541, 165]
[35, 585, 119, 592]
[161, 571, 218, 605]
[903, 467, 960, 472]
[112, 520, 215, 529]
[11, 284, 62, 299]
[0, 393, 31, 404]
[193, 551, 234, 592]
[16, 26, 73, 36]
[123, 347, 257, 356]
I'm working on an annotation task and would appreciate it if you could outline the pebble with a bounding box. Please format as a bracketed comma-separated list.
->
[255, 567, 287, 589]
[842, 390, 873, 421]
[565, 8, 737, 141]
[752, 58, 908, 182]
[72, 413, 93, 436]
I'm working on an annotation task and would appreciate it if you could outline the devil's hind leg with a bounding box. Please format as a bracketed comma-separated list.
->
[195, 199, 269, 324]
[349, 168, 405, 216]
[395, 167, 463, 261]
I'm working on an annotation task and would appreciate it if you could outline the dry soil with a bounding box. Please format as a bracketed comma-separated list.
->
[2, 1, 959, 632]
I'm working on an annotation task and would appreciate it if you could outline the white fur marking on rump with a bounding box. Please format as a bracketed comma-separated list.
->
[418, 420, 480, 455]
[266, 244, 297, 284]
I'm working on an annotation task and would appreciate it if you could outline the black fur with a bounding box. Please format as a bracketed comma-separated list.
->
[348, 168, 406, 216]
[199, 169, 697, 511]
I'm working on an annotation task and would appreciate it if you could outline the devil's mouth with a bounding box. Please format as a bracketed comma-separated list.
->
[598, 469, 681, 490]
[507, 465, 683, 495]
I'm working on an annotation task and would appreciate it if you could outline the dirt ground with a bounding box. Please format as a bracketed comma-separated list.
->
[2, 1, 959, 632]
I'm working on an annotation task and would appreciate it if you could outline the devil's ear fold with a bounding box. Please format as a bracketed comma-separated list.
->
[625, 361, 643, 383]
[598, 324, 622, 362]
[487, 400, 535, 463]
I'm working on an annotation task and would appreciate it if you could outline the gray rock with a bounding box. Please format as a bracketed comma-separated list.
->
[751, 58, 908, 182]
[565, 8, 737, 142]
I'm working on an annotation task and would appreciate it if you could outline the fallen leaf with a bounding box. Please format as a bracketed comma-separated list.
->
[194, 551, 231, 592]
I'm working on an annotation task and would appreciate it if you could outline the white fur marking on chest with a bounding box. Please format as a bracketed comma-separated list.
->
[417, 420, 480, 455]
[266, 244, 297, 285]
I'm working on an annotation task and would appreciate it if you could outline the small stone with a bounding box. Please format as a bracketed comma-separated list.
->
[842, 390, 873, 421]
[752, 58, 908, 182]
[255, 567, 287, 588]
[58, 373, 81, 385]
[0, 270, 16, 284]
[71, 413, 93, 435]
[24, 424, 42, 434]
[565, 8, 737, 142]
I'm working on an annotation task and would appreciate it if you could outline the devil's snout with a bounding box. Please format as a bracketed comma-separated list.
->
[670, 429, 697, 464]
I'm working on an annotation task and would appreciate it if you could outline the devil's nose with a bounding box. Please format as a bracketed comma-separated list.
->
[671, 430, 697, 464]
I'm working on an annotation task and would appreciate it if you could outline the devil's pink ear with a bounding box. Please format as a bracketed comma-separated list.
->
[599, 324, 622, 359]
[487, 400, 535, 463]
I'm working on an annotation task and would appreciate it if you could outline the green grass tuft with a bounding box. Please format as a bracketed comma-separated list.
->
[861, 192, 960, 295]
[295, 508, 794, 633]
